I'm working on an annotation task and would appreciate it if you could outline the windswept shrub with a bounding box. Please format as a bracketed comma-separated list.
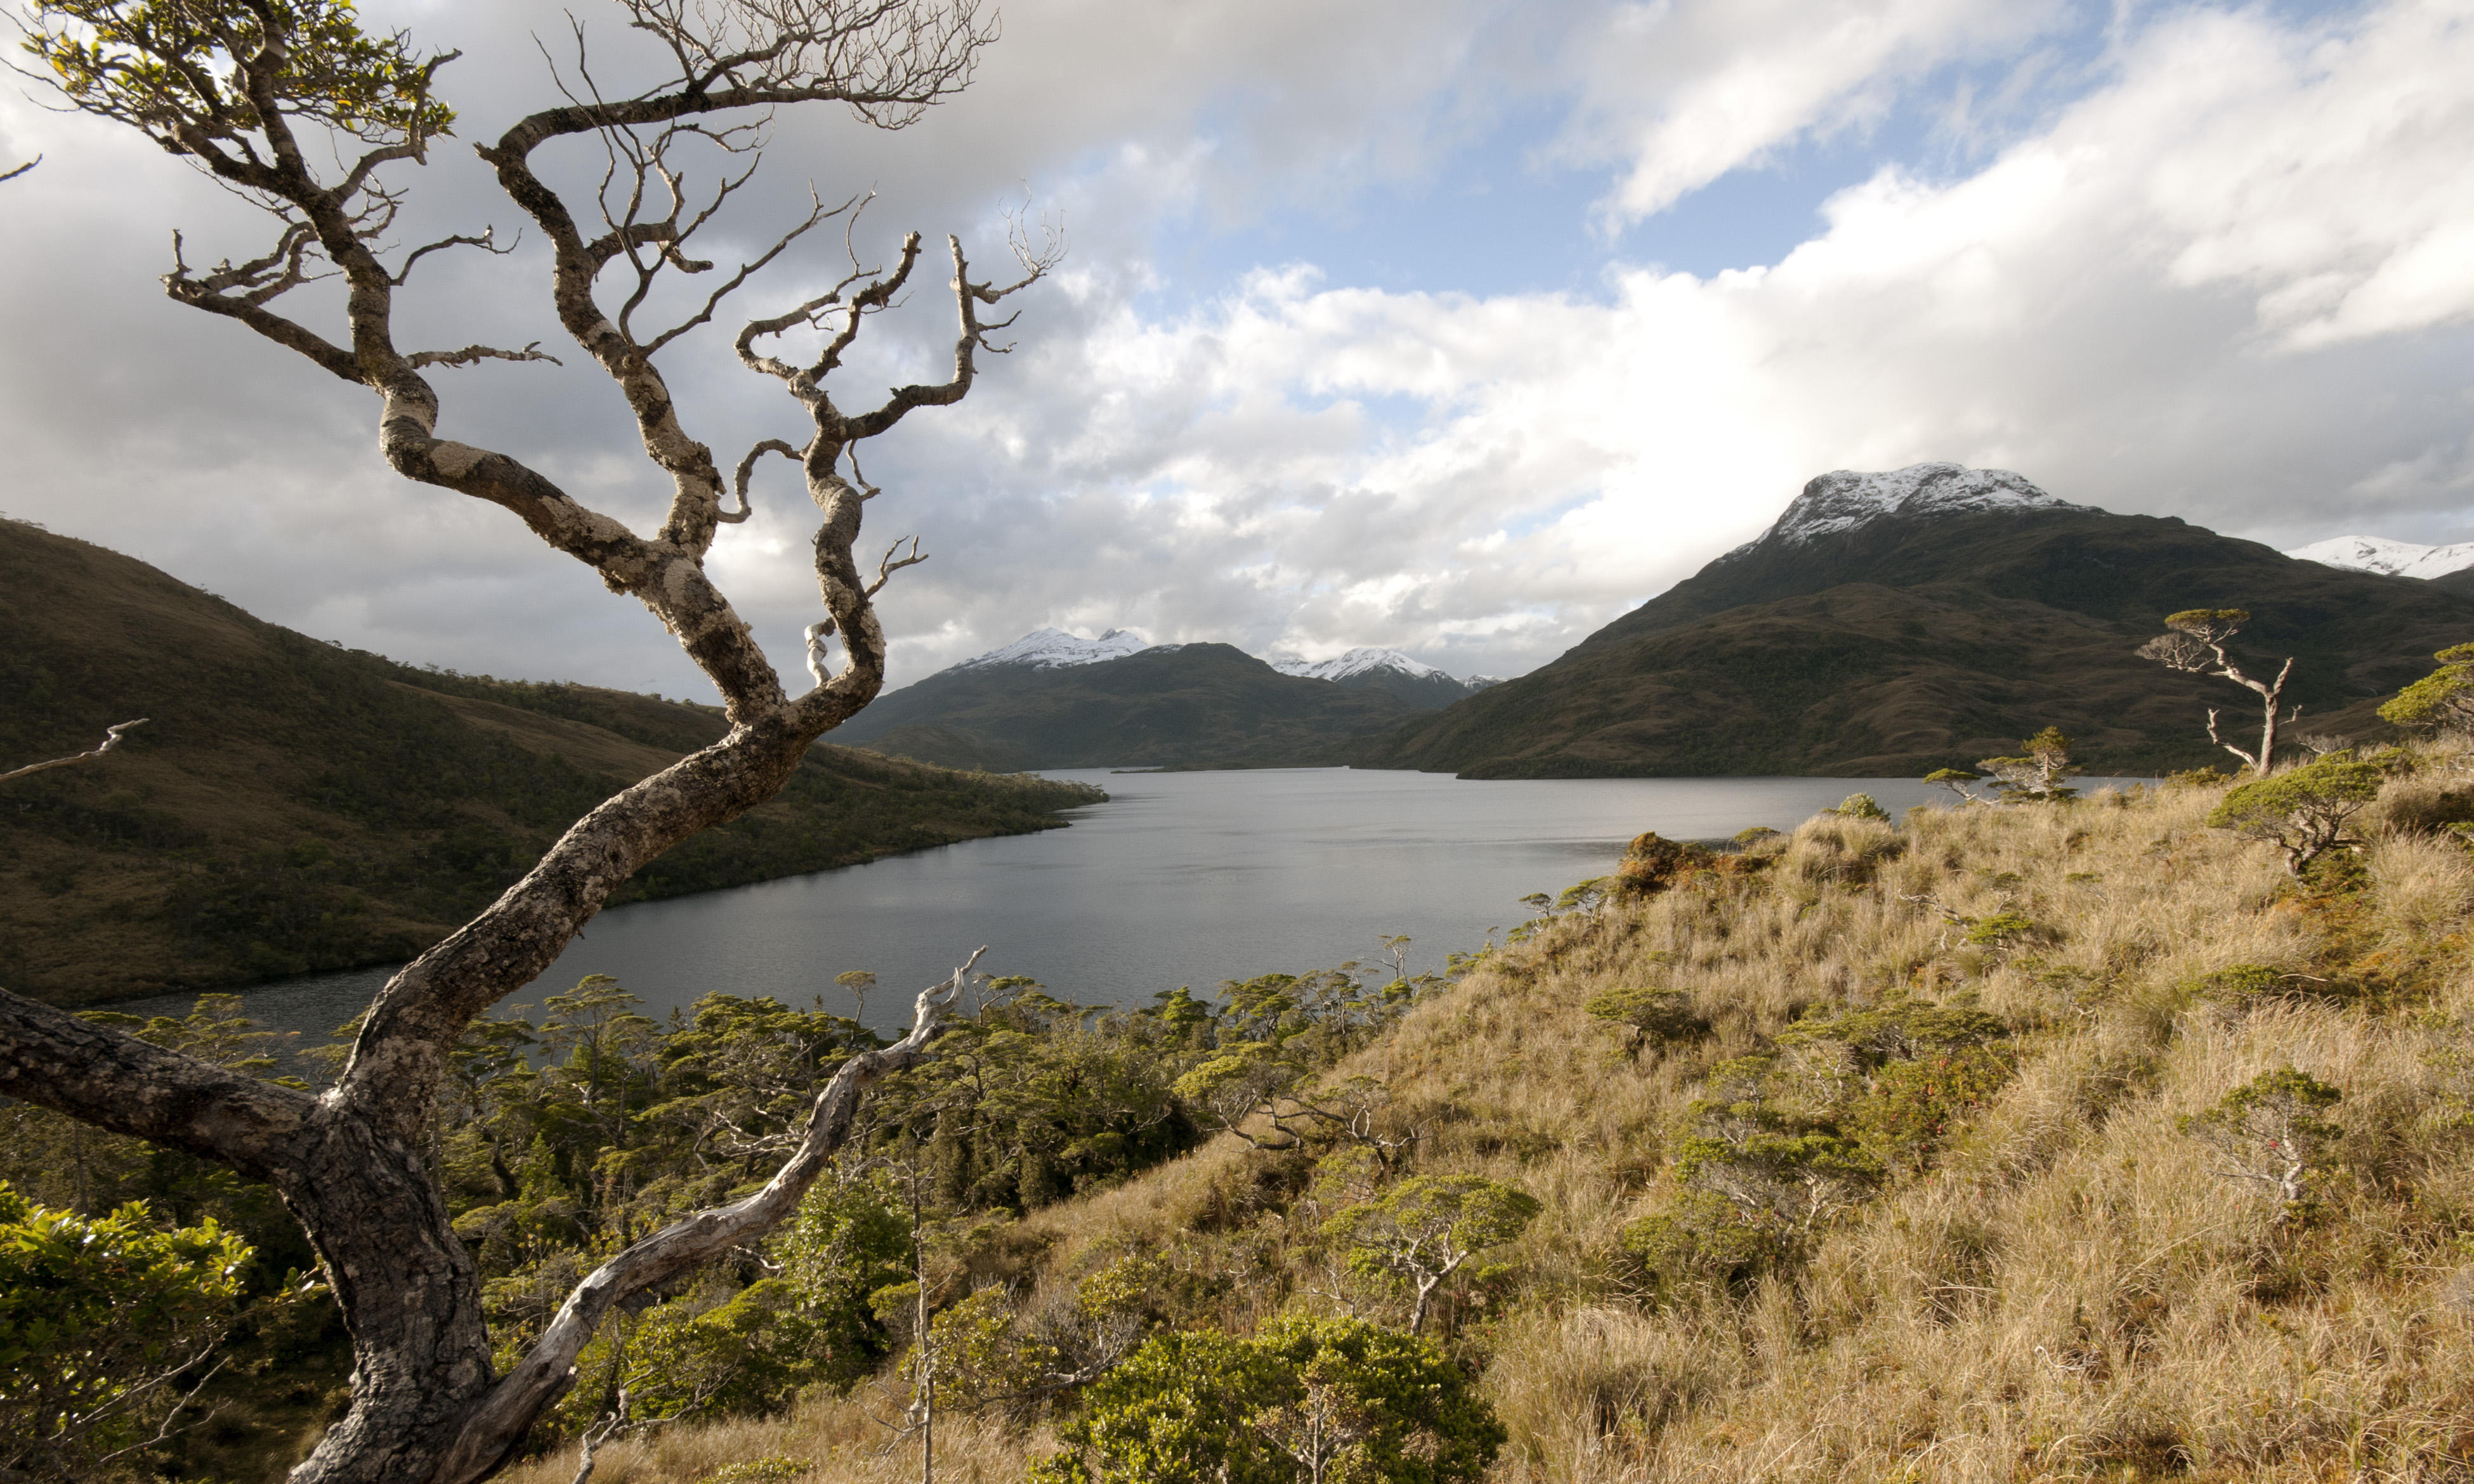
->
[2178, 1067, 2345, 1212]
[1581, 986, 1708, 1055]
[2378, 641, 2474, 734]
[1977, 727, 2082, 802]
[1826, 793, 1892, 822]
[2206, 755, 2385, 873]
[1031, 1315, 1503, 1484]
[1325, 1175, 1541, 1333]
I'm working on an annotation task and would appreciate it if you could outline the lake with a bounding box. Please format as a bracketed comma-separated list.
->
[119, 770, 2077, 1042]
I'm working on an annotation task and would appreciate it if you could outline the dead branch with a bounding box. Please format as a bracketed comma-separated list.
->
[0, 719, 148, 784]
[2, 155, 37, 183]
[391, 225, 516, 285]
[407, 342, 563, 369]
[428, 949, 988, 1484]
[730, 438, 805, 521]
[865, 535, 926, 596]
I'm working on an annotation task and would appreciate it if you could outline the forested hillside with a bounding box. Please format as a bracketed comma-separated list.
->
[18, 739, 2474, 1481]
[0, 519, 1103, 1005]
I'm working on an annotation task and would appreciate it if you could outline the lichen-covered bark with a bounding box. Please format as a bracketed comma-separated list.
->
[3, 4, 1038, 1481]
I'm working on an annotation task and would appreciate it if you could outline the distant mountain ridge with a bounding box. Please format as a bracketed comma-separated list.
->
[1349, 464, 2474, 778]
[2284, 534, 2474, 582]
[834, 642, 1421, 771]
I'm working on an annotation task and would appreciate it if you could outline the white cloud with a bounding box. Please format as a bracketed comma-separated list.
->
[1, 0, 2470, 702]
[1559, 0, 2073, 223]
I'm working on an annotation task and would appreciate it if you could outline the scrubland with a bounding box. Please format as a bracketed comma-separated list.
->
[520, 754, 2474, 1482]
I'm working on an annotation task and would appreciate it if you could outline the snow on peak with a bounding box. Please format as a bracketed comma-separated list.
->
[1750, 464, 2089, 549]
[2284, 535, 2474, 581]
[1270, 647, 1448, 683]
[955, 627, 1152, 671]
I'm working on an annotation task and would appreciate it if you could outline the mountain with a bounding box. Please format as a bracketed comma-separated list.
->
[2285, 533, 2474, 581]
[835, 642, 1422, 770]
[954, 627, 1155, 670]
[1269, 647, 1501, 708]
[1350, 463, 2474, 778]
[0, 518, 1103, 1006]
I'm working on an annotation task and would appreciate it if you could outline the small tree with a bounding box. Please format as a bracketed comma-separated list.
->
[2, 3, 1039, 1477]
[2178, 1067, 2343, 1211]
[2378, 642, 2474, 734]
[2205, 754, 2385, 874]
[1923, 767, 1985, 803]
[1975, 727, 2081, 801]
[1323, 1174, 1540, 1333]
[2137, 609, 2296, 776]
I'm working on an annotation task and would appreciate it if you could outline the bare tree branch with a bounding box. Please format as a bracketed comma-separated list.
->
[428, 949, 988, 1484]
[1, 155, 38, 183]
[865, 535, 925, 597]
[730, 437, 804, 521]
[407, 342, 564, 369]
[0, 718, 148, 784]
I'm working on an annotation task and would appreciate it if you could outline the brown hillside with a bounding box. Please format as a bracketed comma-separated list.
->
[0, 517, 1100, 1005]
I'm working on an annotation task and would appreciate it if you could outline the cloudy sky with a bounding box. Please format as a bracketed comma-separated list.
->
[3, 0, 2470, 698]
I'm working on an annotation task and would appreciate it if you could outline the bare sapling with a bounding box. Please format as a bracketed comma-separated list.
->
[2137, 608, 2296, 776]
[1, 3, 1049, 1480]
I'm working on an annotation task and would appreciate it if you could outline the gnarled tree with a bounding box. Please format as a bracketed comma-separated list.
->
[2136, 608, 2295, 776]
[0, 3, 1045, 1480]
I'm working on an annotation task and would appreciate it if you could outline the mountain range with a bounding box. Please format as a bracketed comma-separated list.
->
[0, 519, 1102, 1005]
[1352, 464, 2474, 777]
[832, 630, 1498, 770]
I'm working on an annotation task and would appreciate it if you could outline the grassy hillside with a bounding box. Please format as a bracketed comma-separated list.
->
[511, 750, 2474, 1483]
[0, 517, 1103, 1005]
[835, 643, 1422, 769]
[1355, 509, 2474, 777]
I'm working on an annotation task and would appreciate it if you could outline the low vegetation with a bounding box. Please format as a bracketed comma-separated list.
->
[20, 732, 2474, 1481]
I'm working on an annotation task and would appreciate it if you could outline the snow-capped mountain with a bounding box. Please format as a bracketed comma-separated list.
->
[2284, 535, 2474, 582]
[953, 627, 1153, 671]
[1269, 648, 1498, 708]
[1739, 464, 2092, 553]
[1271, 647, 1448, 683]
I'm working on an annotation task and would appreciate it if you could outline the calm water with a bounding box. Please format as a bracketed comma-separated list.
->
[119, 771, 2046, 1042]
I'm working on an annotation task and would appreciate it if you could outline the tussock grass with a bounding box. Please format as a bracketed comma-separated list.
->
[514, 763, 2474, 1482]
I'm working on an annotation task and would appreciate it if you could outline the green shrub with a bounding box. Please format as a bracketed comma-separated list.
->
[1826, 793, 1892, 822]
[0, 1183, 251, 1480]
[2178, 1067, 2344, 1211]
[2206, 757, 2385, 874]
[1031, 1315, 1503, 1484]
[1963, 911, 2038, 947]
[700, 1459, 810, 1483]
[1581, 986, 1708, 1051]
[1846, 1044, 2017, 1171]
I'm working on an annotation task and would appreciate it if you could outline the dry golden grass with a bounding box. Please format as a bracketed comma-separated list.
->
[521, 765, 2474, 1483]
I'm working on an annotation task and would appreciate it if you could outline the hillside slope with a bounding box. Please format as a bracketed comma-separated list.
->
[0, 518, 1102, 1005]
[1355, 467, 2474, 777]
[836, 642, 1422, 769]
[506, 756, 2474, 1484]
